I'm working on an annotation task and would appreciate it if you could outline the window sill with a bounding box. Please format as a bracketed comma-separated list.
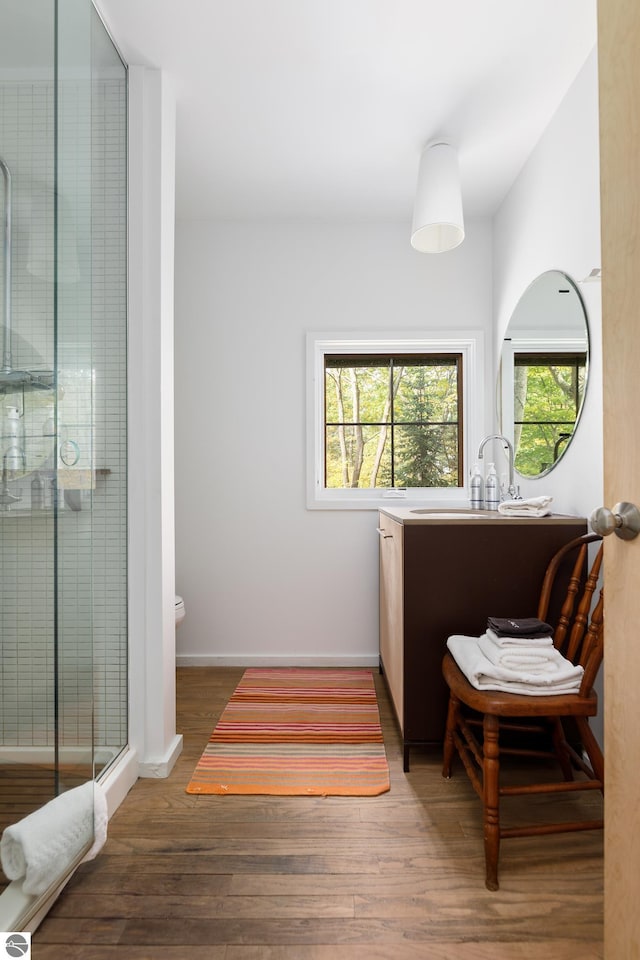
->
[307, 489, 470, 511]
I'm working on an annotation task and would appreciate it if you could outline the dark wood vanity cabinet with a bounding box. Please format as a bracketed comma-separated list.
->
[378, 509, 587, 770]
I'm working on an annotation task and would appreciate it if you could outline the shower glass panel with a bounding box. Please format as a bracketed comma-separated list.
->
[57, 0, 96, 793]
[0, 0, 127, 915]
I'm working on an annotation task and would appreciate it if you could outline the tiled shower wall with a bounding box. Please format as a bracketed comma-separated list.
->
[0, 75, 127, 757]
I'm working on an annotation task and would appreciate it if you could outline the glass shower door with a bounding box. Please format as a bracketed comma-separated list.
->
[0, 0, 58, 861]
[55, 0, 128, 784]
[0, 0, 128, 926]
[55, 0, 95, 791]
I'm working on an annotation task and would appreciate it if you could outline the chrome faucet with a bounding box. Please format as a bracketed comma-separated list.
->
[477, 434, 520, 500]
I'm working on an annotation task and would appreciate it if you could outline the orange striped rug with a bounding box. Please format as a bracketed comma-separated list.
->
[185, 668, 390, 796]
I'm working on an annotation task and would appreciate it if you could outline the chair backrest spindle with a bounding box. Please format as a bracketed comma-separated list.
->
[536, 534, 604, 692]
[565, 545, 603, 663]
[579, 588, 604, 696]
[551, 542, 588, 654]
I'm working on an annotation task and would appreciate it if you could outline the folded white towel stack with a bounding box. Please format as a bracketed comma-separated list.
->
[484, 616, 555, 658]
[447, 634, 584, 695]
[498, 496, 553, 518]
[0, 780, 108, 896]
[478, 632, 557, 673]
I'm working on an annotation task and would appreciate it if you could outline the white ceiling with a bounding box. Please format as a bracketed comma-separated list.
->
[96, 0, 597, 223]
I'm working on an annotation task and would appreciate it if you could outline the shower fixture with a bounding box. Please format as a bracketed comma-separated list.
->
[0, 447, 23, 510]
[0, 156, 54, 394]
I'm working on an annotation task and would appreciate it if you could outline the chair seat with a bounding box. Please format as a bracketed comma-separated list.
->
[442, 650, 598, 718]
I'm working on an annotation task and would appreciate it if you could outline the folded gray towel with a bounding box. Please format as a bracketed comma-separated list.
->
[487, 617, 553, 638]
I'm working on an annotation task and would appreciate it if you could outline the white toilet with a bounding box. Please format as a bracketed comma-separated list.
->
[175, 595, 186, 629]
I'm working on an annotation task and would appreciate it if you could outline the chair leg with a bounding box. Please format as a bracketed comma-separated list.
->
[483, 713, 500, 891]
[575, 717, 604, 788]
[442, 692, 459, 779]
[551, 718, 574, 781]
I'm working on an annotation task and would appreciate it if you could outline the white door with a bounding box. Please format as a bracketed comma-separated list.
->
[598, 1, 640, 953]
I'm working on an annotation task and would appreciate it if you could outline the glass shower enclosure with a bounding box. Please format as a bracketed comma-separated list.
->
[0, 0, 127, 924]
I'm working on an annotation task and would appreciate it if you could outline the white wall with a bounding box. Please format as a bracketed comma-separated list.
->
[174, 50, 601, 667]
[492, 48, 602, 518]
[492, 49, 603, 743]
[174, 220, 493, 663]
[127, 66, 182, 778]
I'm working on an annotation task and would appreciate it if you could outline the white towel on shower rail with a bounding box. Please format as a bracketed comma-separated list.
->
[0, 779, 108, 896]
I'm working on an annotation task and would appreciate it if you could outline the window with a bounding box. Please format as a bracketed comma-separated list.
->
[324, 354, 462, 489]
[307, 333, 484, 509]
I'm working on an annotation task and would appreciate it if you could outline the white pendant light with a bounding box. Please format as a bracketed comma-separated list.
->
[411, 141, 465, 253]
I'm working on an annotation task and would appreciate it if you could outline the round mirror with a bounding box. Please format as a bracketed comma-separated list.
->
[499, 270, 589, 478]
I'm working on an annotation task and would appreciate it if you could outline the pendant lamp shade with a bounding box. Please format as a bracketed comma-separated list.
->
[411, 141, 465, 253]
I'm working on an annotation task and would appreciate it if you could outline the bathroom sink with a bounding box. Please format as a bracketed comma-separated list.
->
[410, 512, 489, 519]
[410, 508, 494, 517]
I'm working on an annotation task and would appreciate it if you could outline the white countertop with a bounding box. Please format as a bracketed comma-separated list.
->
[379, 506, 585, 525]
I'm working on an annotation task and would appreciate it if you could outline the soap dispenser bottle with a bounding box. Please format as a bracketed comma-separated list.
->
[485, 462, 500, 511]
[469, 462, 484, 510]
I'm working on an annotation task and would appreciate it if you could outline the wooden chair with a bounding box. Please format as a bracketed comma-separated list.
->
[441, 533, 604, 890]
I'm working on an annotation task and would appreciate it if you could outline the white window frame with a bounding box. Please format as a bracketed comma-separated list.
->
[306, 331, 485, 510]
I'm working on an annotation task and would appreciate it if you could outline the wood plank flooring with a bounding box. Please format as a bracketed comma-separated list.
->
[32, 667, 604, 959]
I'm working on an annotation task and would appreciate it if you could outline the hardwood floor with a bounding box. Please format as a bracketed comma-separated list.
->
[32, 666, 604, 959]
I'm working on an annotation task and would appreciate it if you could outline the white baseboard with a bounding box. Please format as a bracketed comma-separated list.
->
[176, 654, 380, 668]
[137, 733, 184, 778]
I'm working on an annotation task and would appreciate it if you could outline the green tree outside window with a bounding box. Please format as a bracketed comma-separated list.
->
[324, 355, 462, 489]
[513, 353, 587, 476]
